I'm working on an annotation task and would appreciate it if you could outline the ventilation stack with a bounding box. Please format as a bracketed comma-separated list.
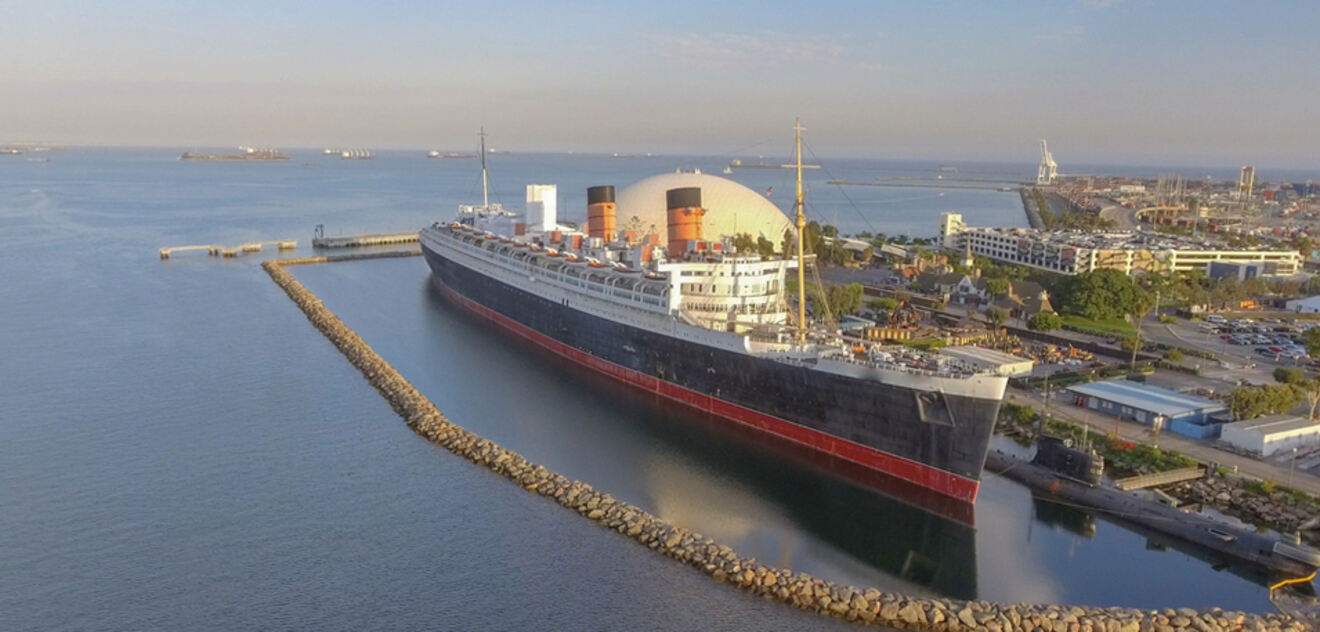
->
[586, 185, 617, 242]
[526, 184, 557, 233]
[666, 187, 705, 259]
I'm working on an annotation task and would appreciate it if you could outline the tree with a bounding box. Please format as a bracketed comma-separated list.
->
[1274, 367, 1305, 384]
[1054, 269, 1146, 322]
[1302, 328, 1320, 357]
[1304, 380, 1320, 421]
[818, 283, 864, 319]
[1126, 291, 1156, 369]
[1165, 348, 1185, 362]
[1000, 402, 1036, 426]
[985, 306, 1009, 330]
[756, 236, 776, 257]
[1230, 384, 1303, 420]
[867, 297, 899, 312]
[730, 232, 757, 255]
[1028, 312, 1063, 332]
[985, 277, 1011, 297]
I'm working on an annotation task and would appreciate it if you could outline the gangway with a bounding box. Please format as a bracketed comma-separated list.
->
[1269, 571, 1319, 628]
[1112, 467, 1205, 491]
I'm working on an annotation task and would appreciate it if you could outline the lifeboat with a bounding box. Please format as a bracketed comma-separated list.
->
[514, 241, 529, 248]
[546, 249, 560, 257]
[565, 254, 580, 262]
[449, 222, 463, 230]
[644, 272, 665, 280]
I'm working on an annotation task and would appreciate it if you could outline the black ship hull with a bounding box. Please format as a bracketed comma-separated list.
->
[422, 242, 999, 501]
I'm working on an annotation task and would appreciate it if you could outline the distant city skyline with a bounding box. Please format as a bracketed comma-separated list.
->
[3, 1, 1318, 169]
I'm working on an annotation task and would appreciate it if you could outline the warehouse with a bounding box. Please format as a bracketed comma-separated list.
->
[1219, 415, 1320, 457]
[1065, 380, 1228, 439]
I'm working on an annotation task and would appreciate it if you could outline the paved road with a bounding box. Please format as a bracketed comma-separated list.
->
[1011, 388, 1320, 497]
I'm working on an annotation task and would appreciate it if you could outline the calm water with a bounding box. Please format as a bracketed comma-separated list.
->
[0, 149, 1304, 630]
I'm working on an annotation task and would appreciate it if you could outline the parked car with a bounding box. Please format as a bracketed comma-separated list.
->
[1256, 348, 1278, 359]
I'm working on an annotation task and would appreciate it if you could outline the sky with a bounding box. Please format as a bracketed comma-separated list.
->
[1, 0, 1317, 168]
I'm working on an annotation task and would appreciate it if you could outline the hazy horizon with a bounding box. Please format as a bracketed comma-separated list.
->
[4, 1, 1318, 169]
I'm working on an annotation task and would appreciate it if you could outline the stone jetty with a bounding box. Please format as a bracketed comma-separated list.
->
[263, 253, 1306, 632]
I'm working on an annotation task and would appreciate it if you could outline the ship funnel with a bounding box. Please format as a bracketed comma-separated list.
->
[666, 187, 704, 259]
[586, 185, 617, 242]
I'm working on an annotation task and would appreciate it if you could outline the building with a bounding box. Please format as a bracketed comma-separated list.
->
[1220, 415, 1320, 457]
[1066, 380, 1228, 438]
[938, 346, 1034, 377]
[1285, 295, 1320, 313]
[1208, 261, 1272, 281]
[989, 280, 1054, 318]
[940, 213, 1301, 277]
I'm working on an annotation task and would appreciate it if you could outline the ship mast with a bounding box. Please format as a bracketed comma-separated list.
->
[794, 117, 807, 343]
[479, 127, 489, 207]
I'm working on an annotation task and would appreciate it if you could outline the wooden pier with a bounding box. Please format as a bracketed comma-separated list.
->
[311, 230, 418, 249]
[159, 240, 296, 259]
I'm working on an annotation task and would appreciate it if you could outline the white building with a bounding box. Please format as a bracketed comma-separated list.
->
[1220, 415, 1320, 457]
[939, 213, 1301, 277]
[1285, 296, 1320, 313]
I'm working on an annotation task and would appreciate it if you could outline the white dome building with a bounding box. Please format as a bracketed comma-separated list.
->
[614, 171, 792, 247]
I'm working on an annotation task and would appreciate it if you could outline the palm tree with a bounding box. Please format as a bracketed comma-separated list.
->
[1127, 291, 1156, 369]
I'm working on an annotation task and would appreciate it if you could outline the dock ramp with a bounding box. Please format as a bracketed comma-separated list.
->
[1113, 467, 1205, 491]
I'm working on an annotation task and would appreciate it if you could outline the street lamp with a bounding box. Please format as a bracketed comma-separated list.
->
[1289, 447, 1298, 489]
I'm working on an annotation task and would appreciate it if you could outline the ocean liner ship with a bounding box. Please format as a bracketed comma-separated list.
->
[419, 122, 1009, 502]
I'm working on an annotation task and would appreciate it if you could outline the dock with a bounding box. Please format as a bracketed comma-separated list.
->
[159, 240, 296, 259]
[311, 224, 419, 249]
[986, 450, 1320, 577]
[311, 233, 418, 248]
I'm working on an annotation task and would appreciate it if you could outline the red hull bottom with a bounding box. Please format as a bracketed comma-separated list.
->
[432, 279, 981, 503]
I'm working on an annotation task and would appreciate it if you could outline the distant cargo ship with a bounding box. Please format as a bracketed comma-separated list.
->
[418, 123, 1009, 503]
[428, 150, 477, 159]
[180, 146, 289, 162]
[340, 149, 373, 160]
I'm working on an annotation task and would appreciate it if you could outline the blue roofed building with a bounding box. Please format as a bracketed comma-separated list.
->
[1065, 380, 1228, 439]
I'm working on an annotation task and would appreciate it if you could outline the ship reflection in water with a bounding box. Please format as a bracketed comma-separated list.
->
[423, 282, 978, 601]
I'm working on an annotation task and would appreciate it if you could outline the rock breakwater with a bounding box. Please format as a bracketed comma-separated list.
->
[262, 254, 1305, 631]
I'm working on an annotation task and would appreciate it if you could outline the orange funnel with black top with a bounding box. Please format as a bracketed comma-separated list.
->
[666, 187, 704, 259]
[586, 185, 616, 241]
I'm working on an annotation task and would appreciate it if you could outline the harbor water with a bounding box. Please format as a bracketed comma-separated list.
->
[1, 149, 1311, 630]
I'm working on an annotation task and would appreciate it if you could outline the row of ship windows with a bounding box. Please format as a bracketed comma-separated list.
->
[473, 245, 668, 309]
[680, 282, 779, 295]
[679, 268, 779, 278]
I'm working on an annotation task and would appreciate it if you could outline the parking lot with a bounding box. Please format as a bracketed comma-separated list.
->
[1145, 314, 1317, 378]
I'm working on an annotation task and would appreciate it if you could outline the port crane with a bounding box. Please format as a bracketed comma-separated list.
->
[1037, 139, 1058, 186]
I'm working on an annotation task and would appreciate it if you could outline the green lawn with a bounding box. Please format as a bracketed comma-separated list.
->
[1060, 314, 1135, 336]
